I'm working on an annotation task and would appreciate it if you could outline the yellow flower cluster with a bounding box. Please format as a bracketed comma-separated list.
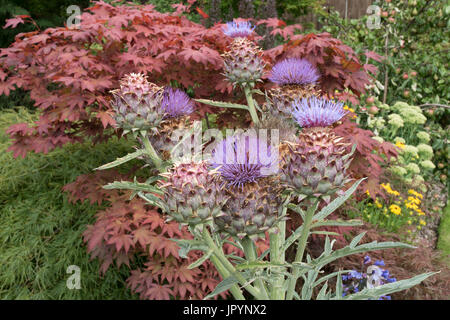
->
[389, 204, 402, 215]
[404, 194, 425, 216]
[381, 183, 400, 196]
[395, 141, 406, 149]
[408, 189, 423, 199]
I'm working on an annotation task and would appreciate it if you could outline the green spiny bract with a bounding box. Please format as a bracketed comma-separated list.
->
[214, 178, 283, 239]
[280, 128, 354, 198]
[110, 73, 165, 132]
[222, 38, 266, 87]
[160, 162, 227, 225]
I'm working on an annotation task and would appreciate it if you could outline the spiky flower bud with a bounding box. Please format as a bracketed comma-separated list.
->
[160, 162, 227, 225]
[291, 97, 348, 128]
[268, 58, 322, 115]
[111, 73, 164, 132]
[209, 134, 283, 238]
[222, 35, 266, 87]
[280, 128, 354, 198]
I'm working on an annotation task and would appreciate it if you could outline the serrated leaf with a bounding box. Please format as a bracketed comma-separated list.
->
[170, 238, 209, 258]
[283, 225, 303, 252]
[313, 270, 353, 287]
[314, 241, 415, 269]
[287, 203, 306, 220]
[317, 281, 329, 300]
[312, 219, 363, 229]
[204, 275, 239, 300]
[312, 231, 340, 236]
[235, 261, 289, 271]
[95, 150, 144, 170]
[335, 270, 344, 300]
[313, 178, 366, 221]
[103, 180, 163, 195]
[188, 250, 213, 269]
[137, 192, 168, 212]
[195, 99, 249, 110]
[349, 232, 367, 248]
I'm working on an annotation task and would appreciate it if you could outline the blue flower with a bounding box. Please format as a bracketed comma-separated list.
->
[291, 97, 347, 128]
[374, 260, 385, 267]
[268, 58, 320, 86]
[209, 133, 278, 189]
[387, 277, 397, 283]
[348, 270, 363, 280]
[223, 21, 255, 38]
[364, 255, 371, 264]
[161, 87, 194, 118]
[382, 270, 390, 279]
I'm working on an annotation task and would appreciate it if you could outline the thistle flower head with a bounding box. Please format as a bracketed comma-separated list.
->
[161, 87, 194, 119]
[291, 97, 347, 128]
[223, 20, 255, 38]
[209, 133, 278, 189]
[269, 58, 320, 86]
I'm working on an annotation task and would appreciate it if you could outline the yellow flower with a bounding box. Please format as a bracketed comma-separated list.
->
[407, 219, 412, 225]
[408, 196, 421, 205]
[408, 189, 423, 199]
[416, 210, 425, 216]
[375, 199, 383, 208]
[389, 204, 401, 215]
[419, 219, 426, 226]
[395, 141, 406, 149]
[381, 183, 400, 196]
[365, 189, 370, 197]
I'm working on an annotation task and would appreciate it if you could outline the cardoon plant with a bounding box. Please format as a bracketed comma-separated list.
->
[97, 40, 434, 302]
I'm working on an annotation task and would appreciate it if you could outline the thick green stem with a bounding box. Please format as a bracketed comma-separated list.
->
[269, 217, 286, 300]
[201, 227, 264, 299]
[240, 237, 269, 299]
[141, 134, 163, 169]
[286, 201, 317, 300]
[243, 85, 260, 125]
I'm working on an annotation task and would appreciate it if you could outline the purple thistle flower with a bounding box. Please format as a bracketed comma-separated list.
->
[161, 87, 194, 119]
[209, 133, 278, 189]
[223, 20, 256, 38]
[291, 97, 348, 128]
[268, 58, 320, 86]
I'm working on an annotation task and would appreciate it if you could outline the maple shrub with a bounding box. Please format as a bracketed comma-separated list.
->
[0, 1, 408, 299]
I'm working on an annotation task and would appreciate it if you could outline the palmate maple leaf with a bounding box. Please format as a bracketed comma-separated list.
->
[144, 283, 174, 300]
[3, 15, 29, 29]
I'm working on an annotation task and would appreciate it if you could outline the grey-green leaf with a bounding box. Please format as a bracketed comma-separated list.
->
[195, 99, 249, 110]
[94, 149, 144, 170]
[313, 178, 366, 222]
[204, 276, 239, 300]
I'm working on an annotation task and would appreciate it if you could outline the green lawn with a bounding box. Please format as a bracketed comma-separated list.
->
[0, 108, 137, 299]
[437, 203, 450, 262]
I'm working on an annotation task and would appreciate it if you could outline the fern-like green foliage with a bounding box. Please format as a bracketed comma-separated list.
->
[0, 108, 138, 299]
